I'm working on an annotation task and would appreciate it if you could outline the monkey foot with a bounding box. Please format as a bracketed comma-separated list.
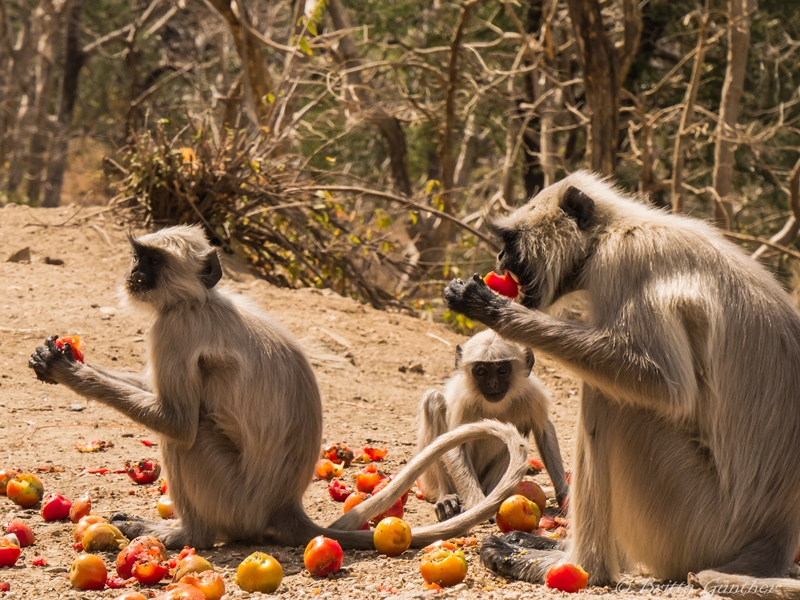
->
[435, 494, 462, 522]
[480, 532, 563, 583]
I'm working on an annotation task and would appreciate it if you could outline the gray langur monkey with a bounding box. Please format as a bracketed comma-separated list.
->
[28, 225, 529, 550]
[443, 171, 800, 595]
[417, 330, 568, 522]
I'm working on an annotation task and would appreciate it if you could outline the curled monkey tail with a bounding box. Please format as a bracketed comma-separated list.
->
[279, 420, 529, 550]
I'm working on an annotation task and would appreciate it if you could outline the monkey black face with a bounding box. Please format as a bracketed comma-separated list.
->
[127, 242, 165, 294]
[472, 360, 514, 402]
[491, 185, 595, 311]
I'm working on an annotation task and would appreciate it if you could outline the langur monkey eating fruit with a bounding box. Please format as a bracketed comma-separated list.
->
[417, 330, 568, 521]
[444, 171, 800, 595]
[29, 225, 529, 549]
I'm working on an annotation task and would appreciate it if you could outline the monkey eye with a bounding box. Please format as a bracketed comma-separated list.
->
[498, 367, 509, 375]
[148, 257, 160, 266]
[474, 367, 487, 377]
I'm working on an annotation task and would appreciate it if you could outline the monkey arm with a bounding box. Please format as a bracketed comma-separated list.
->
[444, 277, 697, 418]
[88, 364, 150, 391]
[29, 337, 198, 444]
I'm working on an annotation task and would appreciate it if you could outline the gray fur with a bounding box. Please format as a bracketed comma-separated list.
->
[29, 225, 530, 550]
[445, 172, 800, 587]
[417, 330, 568, 521]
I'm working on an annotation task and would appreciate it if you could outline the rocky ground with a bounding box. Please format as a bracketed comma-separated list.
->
[0, 203, 713, 599]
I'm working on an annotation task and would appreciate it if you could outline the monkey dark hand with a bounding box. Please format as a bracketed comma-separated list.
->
[443, 274, 510, 327]
[28, 334, 80, 385]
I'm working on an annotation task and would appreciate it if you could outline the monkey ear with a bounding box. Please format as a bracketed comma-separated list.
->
[560, 186, 595, 229]
[201, 250, 223, 288]
[523, 347, 535, 377]
[455, 345, 463, 369]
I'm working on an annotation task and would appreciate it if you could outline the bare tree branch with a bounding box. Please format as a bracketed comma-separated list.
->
[753, 157, 800, 259]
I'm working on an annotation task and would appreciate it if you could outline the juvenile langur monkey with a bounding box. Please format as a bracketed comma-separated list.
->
[443, 172, 800, 594]
[417, 330, 568, 522]
[29, 225, 529, 549]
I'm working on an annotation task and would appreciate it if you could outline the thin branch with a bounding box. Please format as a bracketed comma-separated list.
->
[130, 62, 195, 108]
[287, 185, 499, 249]
[753, 157, 800, 259]
[723, 231, 800, 261]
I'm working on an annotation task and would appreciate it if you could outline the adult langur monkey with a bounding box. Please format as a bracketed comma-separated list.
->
[442, 172, 800, 594]
[417, 330, 568, 522]
[28, 225, 529, 550]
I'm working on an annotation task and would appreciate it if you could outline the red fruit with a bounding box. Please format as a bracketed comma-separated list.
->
[106, 574, 136, 588]
[484, 271, 519, 299]
[355, 464, 387, 493]
[342, 491, 370, 530]
[515, 480, 547, 513]
[545, 563, 589, 593]
[372, 477, 409, 505]
[41, 493, 72, 521]
[132, 555, 169, 585]
[4, 521, 34, 547]
[322, 443, 355, 466]
[69, 492, 92, 522]
[362, 446, 387, 461]
[31, 557, 47, 566]
[116, 536, 167, 579]
[0, 470, 19, 495]
[0, 539, 21, 567]
[0, 582, 8, 592]
[125, 459, 161, 485]
[527, 457, 544, 473]
[327, 480, 354, 502]
[54, 335, 85, 363]
[303, 536, 343, 577]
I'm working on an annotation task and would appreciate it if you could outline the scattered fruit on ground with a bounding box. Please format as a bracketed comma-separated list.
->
[73, 515, 107, 543]
[125, 459, 161, 485]
[0, 538, 21, 568]
[355, 464, 387, 493]
[373, 517, 412, 557]
[322, 442, 354, 466]
[545, 563, 589, 592]
[361, 446, 387, 461]
[327, 479, 354, 502]
[304, 535, 343, 577]
[179, 570, 225, 600]
[157, 496, 174, 519]
[496, 494, 541, 533]
[235, 551, 283, 594]
[515, 480, 547, 513]
[116, 536, 167, 579]
[484, 271, 519, 298]
[314, 459, 344, 480]
[419, 541, 468, 588]
[69, 492, 92, 522]
[82, 523, 128, 551]
[154, 583, 205, 600]
[40, 493, 72, 521]
[172, 553, 213, 582]
[6, 473, 44, 508]
[112, 593, 147, 600]
[132, 554, 169, 585]
[4, 521, 33, 547]
[69, 553, 107, 590]
[0, 470, 19, 495]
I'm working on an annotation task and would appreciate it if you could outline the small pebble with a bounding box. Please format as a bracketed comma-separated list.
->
[68, 404, 85, 412]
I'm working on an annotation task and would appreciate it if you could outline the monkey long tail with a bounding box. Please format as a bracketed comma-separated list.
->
[283, 419, 528, 550]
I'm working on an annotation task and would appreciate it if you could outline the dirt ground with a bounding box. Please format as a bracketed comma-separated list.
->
[0, 203, 710, 599]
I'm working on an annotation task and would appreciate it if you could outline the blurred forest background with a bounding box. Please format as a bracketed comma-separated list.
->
[1, 0, 799, 324]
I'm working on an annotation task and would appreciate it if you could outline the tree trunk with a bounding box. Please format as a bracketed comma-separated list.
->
[712, 0, 756, 228]
[41, 0, 84, 207]
[564, 0, 641, 175]
[206, 0, 274, 127]
[24, 0, 62, 204]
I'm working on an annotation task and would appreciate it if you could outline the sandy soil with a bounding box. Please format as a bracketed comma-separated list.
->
[0, 203, 709, 599]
